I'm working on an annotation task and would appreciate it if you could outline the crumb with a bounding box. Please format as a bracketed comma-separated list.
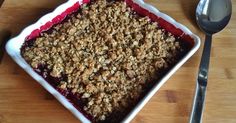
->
[21, 0, 186, 122]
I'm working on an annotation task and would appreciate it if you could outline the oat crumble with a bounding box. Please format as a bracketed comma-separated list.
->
[21, 0, 188, 122]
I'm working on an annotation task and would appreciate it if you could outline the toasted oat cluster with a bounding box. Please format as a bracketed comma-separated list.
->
[22, 0, 187, 122]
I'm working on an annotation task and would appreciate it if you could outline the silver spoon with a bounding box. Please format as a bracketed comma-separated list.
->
[189, 0, 232, 123]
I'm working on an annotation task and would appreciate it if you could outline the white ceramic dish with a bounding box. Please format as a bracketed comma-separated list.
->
[5, 0, 201, 122]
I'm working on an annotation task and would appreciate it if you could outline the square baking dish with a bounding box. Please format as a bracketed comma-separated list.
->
[5, 0, 200, 122]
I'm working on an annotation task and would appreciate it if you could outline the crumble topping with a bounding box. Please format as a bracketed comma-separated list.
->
[22, 0, 187, 122]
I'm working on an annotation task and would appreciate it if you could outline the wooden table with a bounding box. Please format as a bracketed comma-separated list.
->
[0, 0, 235, 123]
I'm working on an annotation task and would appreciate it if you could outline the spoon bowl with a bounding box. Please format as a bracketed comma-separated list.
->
[196, 0, 232, 34]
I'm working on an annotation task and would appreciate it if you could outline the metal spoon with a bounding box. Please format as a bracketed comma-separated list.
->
[189, 0, 232, 123]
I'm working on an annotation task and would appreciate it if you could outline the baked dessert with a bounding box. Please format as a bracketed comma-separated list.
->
[21, 0, 189, 122]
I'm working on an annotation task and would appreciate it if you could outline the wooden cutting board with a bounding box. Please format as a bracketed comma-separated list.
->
[0, 0, 235, 123]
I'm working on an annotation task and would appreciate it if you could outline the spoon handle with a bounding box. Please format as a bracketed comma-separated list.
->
[190, 82, 207, 123]
[189, 35, 212, 123]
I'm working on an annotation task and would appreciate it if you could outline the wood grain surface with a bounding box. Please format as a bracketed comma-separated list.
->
[0, 0, 235, 123]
